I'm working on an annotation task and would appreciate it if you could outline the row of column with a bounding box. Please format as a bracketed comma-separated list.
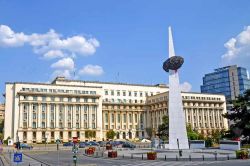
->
[19, 103, 98, 130]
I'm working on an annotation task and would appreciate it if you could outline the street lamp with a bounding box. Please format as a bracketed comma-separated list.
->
[45, 133, 49, 149]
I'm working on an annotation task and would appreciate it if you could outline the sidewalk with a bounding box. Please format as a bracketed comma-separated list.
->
[2, 150, 45, 166]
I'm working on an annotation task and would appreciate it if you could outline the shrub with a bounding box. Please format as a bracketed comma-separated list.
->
[235, 150, 249, 159]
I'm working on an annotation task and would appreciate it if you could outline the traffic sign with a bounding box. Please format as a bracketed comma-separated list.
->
[13, 153, 22, 163]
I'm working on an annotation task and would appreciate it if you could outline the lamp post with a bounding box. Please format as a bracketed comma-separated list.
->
[45, 133, 49, 149]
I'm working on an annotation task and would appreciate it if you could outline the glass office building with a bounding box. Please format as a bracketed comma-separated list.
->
[201, 65, 250, 101]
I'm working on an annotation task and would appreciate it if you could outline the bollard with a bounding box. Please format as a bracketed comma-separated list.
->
[131, 154, 133, 159]
[102, 152, 104, 157]
[227, 154, 229, 160]
[165, 155, 166, 161]
[123, 154, 124, 158]
[214, 153, 217, 161]
[41, 164, 43, 166]
[189, 155, 191, 161]
[176, 155, 178, 161]
[202, 155, 204, 161]
[142, 154, 143, 160]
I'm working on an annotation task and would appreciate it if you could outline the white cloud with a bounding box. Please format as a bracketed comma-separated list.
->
[0, 24, 101, 79]
[180, 82, 192, 92]
[51, 57, 75, 71]
[0, 25, 99, 58]
[79, 64, 104, 76]
[43, 50, 64, 59]
[222, 26, 250, 68]
[51, 70, 72, 79]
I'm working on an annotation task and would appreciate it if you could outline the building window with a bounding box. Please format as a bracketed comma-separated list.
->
[105, 113, 108, 123]
[32, 122, 36, 129]
[92, 123, 95, 129]
[123, 91, 126, 96]
[129, 114, 132, 123]
[84, 98, 88, 103]
[92, 98, 96, 103]
[33, 113, 36, 119]
[42, 104, 46, 112]
[33, 104, 37, 111]
[129, 91, 132, 96]
[42, 122, 45, 128]
[59, 123, 63, 128]
[84, 114, 87, 121]
[68, 123, 71, 129]
[42, 113, 45, 119]
[33, 96, 37, 101]
[76, 123, 80, 129]
[68, 98, 72, 102]
[42, 96, 46, 101]
[84, 123, 88, 129]
[92, 114, 95, 121]
[134, 92, 137, 97]
[117, 91, 120, 96]
[111, 90, 114, 96]
[117, 114, 120, 123]
[59, 97, 63, 102]
[76, 98, 80, 102]
[123, 114, 126, 122]
[105, 90, 108, 95]
[135, 114, 137, 123]
[111, 114, 114, 123]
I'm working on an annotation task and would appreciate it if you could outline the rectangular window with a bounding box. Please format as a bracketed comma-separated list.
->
[135, 114, 138, 123]
[117, 114, 121, 123]
[76, 98, 80, 102]
[134, 92, 137, 97]
[42, 96, 46, 101]
[123, 114, 126, 122]
[105, 90, 108, 95]
[117, 91, 120, 96]
[33, 96, 37, 101]
[42, 113, 45, 119]
[42, 104, 46, 112]
[76, 123, 79, 129]
[140, 92, 143, 97]
[111, 114, 114, 123]
[105, 113, 108, 123]
[129, 91, 132, 96]
[111, 90, 114, 96]
[129, 114, 132, 123]
[123, 91, 126, 96]
[84, 98, 88, 102]
[84, 114, 87, 121]
[92, 114, 95, 121]
[92, 123, 95, 129]
[92, 98, 96, 103]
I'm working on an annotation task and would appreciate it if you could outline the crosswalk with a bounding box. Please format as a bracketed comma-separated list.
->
[118, 161, 223, 166]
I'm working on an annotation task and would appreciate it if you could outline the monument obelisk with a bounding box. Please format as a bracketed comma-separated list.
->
[163, 27, 189, 149]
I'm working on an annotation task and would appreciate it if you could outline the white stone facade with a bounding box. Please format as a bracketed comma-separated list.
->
[4, 77, 228, 143]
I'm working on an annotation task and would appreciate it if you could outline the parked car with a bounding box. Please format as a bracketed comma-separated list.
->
[97, 141, 107, 147]
[79, 142, 87, 148]
[122, 142, 136, 149]
[20, 143, 33, 150]
[63, 142, 74, 146]
[87, 141, 99, 146]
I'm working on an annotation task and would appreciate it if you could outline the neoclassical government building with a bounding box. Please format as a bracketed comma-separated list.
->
[4, 77, 228, 143]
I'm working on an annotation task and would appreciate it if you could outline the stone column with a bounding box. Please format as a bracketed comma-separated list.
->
[19, 103, 23, 128]
[37, 104, 41, 129]
[46, 104, 50, 128]
[28, 103, 32, 128]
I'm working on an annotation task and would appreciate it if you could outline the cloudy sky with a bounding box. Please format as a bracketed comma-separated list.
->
[0, 0, 250, 102]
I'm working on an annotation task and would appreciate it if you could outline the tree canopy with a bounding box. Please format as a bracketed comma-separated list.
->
[223, 89, 250, 138]
[106, 130, 116, 140]
[157, 115, 169, 141]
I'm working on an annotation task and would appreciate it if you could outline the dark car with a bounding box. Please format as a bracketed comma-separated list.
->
[97, 141, 107, 147]
[79, 142, 87, 148]
[20, 143, 33, 150]
[88, 141, 99, 146]
[63, 142, 74, 146]
[122, 142, 136, 149]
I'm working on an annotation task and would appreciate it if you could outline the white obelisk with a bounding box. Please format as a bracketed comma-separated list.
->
[168, 27, 189, 149]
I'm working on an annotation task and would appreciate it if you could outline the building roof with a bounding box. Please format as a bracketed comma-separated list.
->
[52, 77, 168, 88]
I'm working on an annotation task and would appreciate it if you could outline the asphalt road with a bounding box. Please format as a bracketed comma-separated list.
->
[25, 150, 250, 166]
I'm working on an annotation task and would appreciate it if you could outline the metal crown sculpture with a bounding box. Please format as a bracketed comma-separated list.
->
[163, 56, 184, 72]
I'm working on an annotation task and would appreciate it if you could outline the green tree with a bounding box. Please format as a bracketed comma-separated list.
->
[157, 115, 169, 141]
[85, 130, 96, 140]
[223, 89, 250, 138]
[106, 130, 116, 140]
[146, 127, 153, 140]
[186, 124, 199, 140]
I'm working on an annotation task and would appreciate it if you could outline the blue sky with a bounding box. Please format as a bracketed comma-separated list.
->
[1, 0, 250, 102]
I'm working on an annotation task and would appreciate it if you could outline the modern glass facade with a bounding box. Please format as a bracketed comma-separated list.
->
[201, 65, 250, 101]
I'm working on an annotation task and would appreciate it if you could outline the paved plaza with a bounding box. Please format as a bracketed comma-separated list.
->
[0, 145, 250, 166]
